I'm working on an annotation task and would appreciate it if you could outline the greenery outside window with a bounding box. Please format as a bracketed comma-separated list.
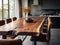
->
[0, 0, 2, 20]
[0, 0, 15, 20]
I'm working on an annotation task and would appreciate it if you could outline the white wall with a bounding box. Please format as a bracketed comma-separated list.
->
[33, 0, 38, 5]
[10, 0, 19, 18]
[15, 0, 19, 18]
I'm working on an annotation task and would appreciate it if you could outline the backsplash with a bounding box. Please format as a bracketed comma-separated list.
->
[30, 5, 42, 16]
[30, 5, 60, 16]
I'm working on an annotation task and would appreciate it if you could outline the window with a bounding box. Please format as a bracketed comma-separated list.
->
[0, 0, 2, 20]
[3, 0, 8, 19]
[0, 0, 15, 20]
[10, 0, 15, 18]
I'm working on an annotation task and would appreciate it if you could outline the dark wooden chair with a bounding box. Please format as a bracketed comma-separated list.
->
[0, 39, 22, 45]
[0, 20, 5, 26]
[40, 17, 48, 39]
[30, 17, 51, 45]
[12, 17, 17, 21]
[0, 20, 6, 39]
[6, 18, 12, 24]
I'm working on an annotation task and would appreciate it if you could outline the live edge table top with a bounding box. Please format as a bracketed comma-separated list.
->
[0, 17, 45, 36]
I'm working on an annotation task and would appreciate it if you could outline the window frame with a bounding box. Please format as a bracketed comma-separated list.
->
[0, 0, 15, 20]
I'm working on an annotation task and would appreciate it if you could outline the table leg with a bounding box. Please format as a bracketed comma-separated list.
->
[33, 41, 37, 45]
[47, 41, 50, 45]
[22, 35, 27, 42]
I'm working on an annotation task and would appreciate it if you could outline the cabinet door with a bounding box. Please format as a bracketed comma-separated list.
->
[51, 17, 60, 28]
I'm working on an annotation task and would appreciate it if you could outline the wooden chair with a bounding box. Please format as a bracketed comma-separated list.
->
[0, 20, 5, 26]
[40, 17, 48, 38]
[0, 20, 6, 39]
[30, 17, 51, 45]
[0, 39, 22, 45]
[6, 18, 12, 24]
[12, 17, 17, 21]
[3, 18, 12, 38]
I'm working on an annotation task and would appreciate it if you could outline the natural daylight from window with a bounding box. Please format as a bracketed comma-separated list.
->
[0, 0, 15, 20]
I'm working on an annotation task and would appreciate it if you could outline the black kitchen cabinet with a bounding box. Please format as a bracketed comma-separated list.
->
[50, 17, 60, 28]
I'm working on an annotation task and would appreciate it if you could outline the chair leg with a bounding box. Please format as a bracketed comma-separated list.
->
[47, 41, 50, 45]
[2, 35, 7, 39]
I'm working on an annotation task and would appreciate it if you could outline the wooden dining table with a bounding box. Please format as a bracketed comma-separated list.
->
[0, 16, 45, 36]
[0, 16, 52, 45]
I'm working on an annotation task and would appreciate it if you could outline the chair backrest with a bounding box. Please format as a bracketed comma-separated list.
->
[6, 18, 12, 24]
[12, 17, 17, 21]
[0, 39, 22, 45]
[0, 20, 5, 26]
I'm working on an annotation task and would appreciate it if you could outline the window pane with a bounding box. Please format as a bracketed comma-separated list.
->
[0, 0, 2, 20]
[3, 0, 8, 19]
[10, 0, 15, 18]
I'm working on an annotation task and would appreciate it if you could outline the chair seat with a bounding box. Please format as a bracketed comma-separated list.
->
[0, 39, 22, 45]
